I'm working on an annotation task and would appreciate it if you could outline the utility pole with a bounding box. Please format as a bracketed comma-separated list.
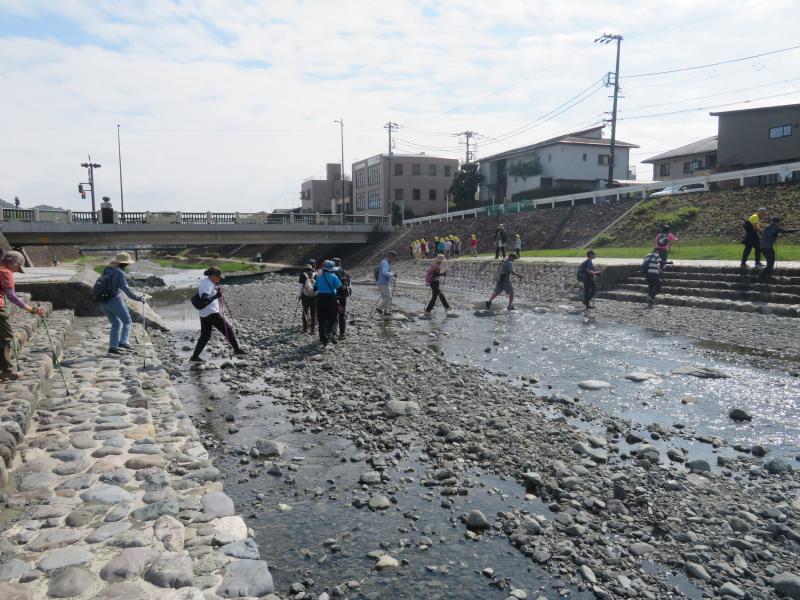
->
[595, 33, 623, 188]
[384, 122, 399, 224]
[334, 118, 345, 213]
[80, 156, 101, 223]
[116, 125, 125, 217]
[454, 130, 477, 164]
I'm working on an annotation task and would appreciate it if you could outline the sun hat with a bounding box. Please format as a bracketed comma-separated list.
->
[322, 260, 336, 272]
[1, 250, 26, 273]
[435, 254, 445, 262]
[112, 252, 134, 265]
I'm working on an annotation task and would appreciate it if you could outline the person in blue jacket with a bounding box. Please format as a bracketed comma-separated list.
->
[99, 252, 151, 355]
[314, 260, 342, 346]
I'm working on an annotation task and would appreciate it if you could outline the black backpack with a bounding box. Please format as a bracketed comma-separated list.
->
[576, 260, 587, 282]
[91, 268, 116, 303]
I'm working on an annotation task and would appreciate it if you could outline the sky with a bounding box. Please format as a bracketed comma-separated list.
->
[1, 0, 799, 212]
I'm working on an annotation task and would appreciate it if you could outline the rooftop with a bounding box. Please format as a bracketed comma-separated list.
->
[710, 102, 800, 116]
[479, 126, 639, 163]
[642, 135, 718, 163]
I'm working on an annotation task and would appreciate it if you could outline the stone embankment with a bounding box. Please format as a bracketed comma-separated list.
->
[0, 315, 273, 599]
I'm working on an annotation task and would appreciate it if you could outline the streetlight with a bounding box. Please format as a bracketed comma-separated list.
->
[333, 119, 345, 213]
[594, 33, 623, 188]
[80, 157, 101, 222]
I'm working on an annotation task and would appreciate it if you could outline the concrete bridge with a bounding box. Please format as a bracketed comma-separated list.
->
[0, 209, 391, 246]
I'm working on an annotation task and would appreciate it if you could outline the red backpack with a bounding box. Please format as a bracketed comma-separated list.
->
[424, 265, 436, 285]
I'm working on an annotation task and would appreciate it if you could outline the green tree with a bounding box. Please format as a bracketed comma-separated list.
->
[449, 163, 485, 210]
[506, 157, 542, 182]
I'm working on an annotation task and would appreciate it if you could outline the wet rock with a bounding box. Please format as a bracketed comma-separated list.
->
[766, 457, 792, 474]
[577, 380, 610, 390]
[729, 408, 753, 422]
[359, 471, 381, 484]
[773, 572, 800, 599]
[466, 510, 490, 530]
[368, 496, 391, 510]
[687, 459, 711, 474]
[375, 555, 399, 570]
[624, 372, 651, 382]
[751, 444, 770, 457]
[255, 440, 286, 458]
[671, 366, 729, 379]
[48, 566, 92, 598]
[217, 559, 274, 597]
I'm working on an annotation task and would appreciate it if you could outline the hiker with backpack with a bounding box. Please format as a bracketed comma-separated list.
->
[758, 216, 799, 282]
[494, 225, 507, 259]
[577, 250, 601, 309]
[314, 260, 342, 346]
[94, 252, 152, 355]
[375, 251, 397, 316]
[0, 251, 45, 380]
[298, 264, 317, 336]
[642, 248, 667, 304]
[485, 253, 522, 311]
[424, 254, 451, 314]
[741, 207, 768, 268]
[655, 225, 678, 261]
[189, 266, 245, 362]
[333, 258, 351, 339]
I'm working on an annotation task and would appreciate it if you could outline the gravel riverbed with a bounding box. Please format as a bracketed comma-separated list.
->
[151, 275, 800, 600]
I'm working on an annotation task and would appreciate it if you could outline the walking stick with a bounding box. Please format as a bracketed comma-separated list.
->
[7, 310, 20, 371]
[39, 310, 70, 396]
[218, 293, 234, 356]
[141, 299, 147, 369]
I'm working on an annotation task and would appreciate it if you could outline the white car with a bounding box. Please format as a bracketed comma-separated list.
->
[650, 182, 709, 197]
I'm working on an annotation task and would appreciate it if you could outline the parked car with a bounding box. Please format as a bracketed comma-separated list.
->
[650, 182, 709, 197]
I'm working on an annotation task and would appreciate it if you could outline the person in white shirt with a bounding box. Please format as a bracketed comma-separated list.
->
[190, 267, 245, 362]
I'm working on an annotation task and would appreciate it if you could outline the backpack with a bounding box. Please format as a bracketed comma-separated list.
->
[373, 264, 381, 281]
[656, 232, 669, 247]
[337, 270, 352, 297]
[190, 293, 214, 310]
[91, 268, 116, 303]
[576, 260, 588, 282]
[641, 255, 652, 275]
[424, 265, 435, 286]
[302, 274, 317, 297]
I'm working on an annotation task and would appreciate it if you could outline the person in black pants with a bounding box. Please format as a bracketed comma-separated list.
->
[332, 258, 351, 338]
[425, 255, 450, 314]
[190, 267, 245, 362]
[758, 216, 798, 282]
[494, 225, 507, 259]
[579, 250, 601, 309]
[741, 207, 767, 268]
[314, 261, 342, 346]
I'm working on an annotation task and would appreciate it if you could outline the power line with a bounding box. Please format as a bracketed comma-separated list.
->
[622, 43, 800, 79]
[617, 89, 800, 121]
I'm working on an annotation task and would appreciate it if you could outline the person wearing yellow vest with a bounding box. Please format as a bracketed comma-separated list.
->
[741, 207, 767, 268]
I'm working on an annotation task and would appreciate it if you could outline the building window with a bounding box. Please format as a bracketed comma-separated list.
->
[429, 189, 437, 201]
[582, 153, 587, 162]
[428, 164, 437, 176]
[598, 154, 610, 166]
[367, 164, 381, 186]
[412, 163, 421, 176]
[355, 168, 366, 189]
[444, 165, 451, 177]
[394, 188, 404, 201]
[683, 159, 702, 174]
[412, 188, 421, 201]
[659, 163, 670, 177]
[355, 192, 366, 211]
[367, 190, 382, 209]
[769, 124, 793, 139]
[394, 163, 404, 176]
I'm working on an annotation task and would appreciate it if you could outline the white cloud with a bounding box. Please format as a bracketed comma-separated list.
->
[0, 0, 799, 211]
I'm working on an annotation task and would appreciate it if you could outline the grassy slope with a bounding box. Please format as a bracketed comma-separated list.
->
[509, 244, 800, 261]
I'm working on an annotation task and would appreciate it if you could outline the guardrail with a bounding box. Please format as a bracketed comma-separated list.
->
[403, 160, 800, 225]
[0, 208, 391, 227]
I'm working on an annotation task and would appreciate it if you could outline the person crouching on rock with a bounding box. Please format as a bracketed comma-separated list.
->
[299, 264, 317, 336]
[190, 267, 245, 362]
[424, 254, 451, 315]
[485, 253, 522, 311]
[99, 252, 151, 355]
[0, 251, 45, 379]
[314, 260, 342, 346]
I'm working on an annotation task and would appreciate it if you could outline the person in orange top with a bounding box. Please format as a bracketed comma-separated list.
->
[0, 251, 45, 379]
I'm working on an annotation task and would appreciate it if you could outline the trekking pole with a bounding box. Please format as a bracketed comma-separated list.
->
[219, 295, 234, 356]
[38, 309, 70, 396]
[7, 311, 20, 371]
[141, 299, 147, 369]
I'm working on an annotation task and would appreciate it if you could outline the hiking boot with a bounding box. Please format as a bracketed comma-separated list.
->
[507, 304, 517, 311]
[108, 348, 122, 355]
[338, 333, 346, 340]
[485, 301, 491, 310]
[118, 342, 133, 351]
[754, 263, 764, 268]
[189, 355, 205, 363]
[330, 337, 338, 345]
[233, 349, 247, 355]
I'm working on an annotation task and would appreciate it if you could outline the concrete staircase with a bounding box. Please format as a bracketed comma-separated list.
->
[600, 265, 800, 317]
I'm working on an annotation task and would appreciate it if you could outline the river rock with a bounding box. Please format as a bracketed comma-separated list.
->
[0, 558, 33, 581]
[86, 521, 132, 543]
[686, 562, 711, 581]
[38, 547, 96, 572]
[375, 555, 399, 570]
[213, 516, 248, 544]
[577, 380, 611, 390]
[48, 567, 93, 598]
[384, 399, 421, 417]
[217, 559, 274, 597]
[687, 459, 711, 474]
[629, 542, 655, 556]
[766, 457, 792, 474]
[144, 552, 194, 588]
[100, 547, 160, 581]
[201, 491, 235, 518]
[125, 455, 166, 470]
[220, 538, 260, 560]
[92, 582, 153, 600]
[154, 515, 185, 551]
[18, 472, 58, 491]
[26, 529, 82, 552]
[80, 484, 135, 505]
[255, 440, 285, 458]
[368, 496, 391, 510]
[719, 582, 745, 598]
[671, 366, 729, 379]
[466, 510, 490, 530]
[729, 408, 753, 422]
[359, 471, 381, 484]
[624, 372, 652, 382]
[774, 572, 800, 599]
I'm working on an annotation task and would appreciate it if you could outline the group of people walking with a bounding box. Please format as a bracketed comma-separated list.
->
[298, 258, 352, 346]
[410, 236, 465, 260]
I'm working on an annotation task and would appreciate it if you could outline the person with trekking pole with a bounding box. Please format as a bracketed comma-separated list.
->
[94, 252, 151, 356]
[314, 260, 342, 346]
[189, 266, 246, 362]
[298, 263, 317, 335]
[375, 251, 397, 316]
[332, 258, 351, 339]
[0, 251, 45, 380]
[424, 254, 451, 315]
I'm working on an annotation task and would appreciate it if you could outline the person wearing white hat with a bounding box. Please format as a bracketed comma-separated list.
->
[0, 251, 45, 379]
[97, 252, 150, 355]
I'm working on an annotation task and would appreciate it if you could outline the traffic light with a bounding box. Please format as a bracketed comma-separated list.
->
[78, 184, 86, 199]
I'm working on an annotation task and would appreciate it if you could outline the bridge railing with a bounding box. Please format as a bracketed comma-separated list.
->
[1, 209, 34, 222]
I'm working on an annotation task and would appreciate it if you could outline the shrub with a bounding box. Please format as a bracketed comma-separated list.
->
[651, 205, 699, 229]
[594, 232, 616, 247]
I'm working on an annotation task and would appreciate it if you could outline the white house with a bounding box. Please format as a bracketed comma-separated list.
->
[478, 126, 638, 203]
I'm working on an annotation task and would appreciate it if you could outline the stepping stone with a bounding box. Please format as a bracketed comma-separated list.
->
[48, 566, 93, 598]
[18, 472, 59, 491]
[201, 491, 235, 518]
[577, 380, 611, 390]
[38, 547, 96, 572]
[99, 547, 160, 582]
[86, 521, 132, 544]
[218, 559, 274, 598]
[26, 529, 82, 552]
[80, 484, 135, 505]
[624, 371, 652, 382]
